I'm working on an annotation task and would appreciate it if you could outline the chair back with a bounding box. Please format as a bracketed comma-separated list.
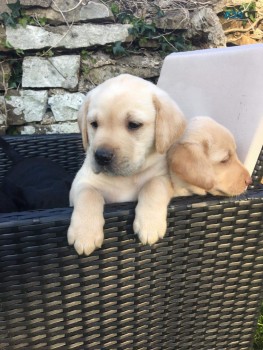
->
[158, 44, 263, 174]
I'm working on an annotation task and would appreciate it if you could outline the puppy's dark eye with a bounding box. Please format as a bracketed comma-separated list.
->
[90, 121, 98, 129]
[128, 121, 143, 130]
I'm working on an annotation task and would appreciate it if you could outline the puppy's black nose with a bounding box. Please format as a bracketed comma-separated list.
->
[95, 148, 114, 166]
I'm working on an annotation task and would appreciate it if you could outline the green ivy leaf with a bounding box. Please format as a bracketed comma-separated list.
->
[18, 17, 28, 28]
[38, 17, 47, 26]
[15, 48, 24, 56]
[4, 41, 14, 49]
[8, 81, 17, 89]
[117, 11, 133, 24]
[0, 13, 17, 28]
[110, 3, 120, 16]
[112, 41, 126, 56]
[7, 0, 21, 18]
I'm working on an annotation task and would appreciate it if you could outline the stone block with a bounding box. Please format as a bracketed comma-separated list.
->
[0, 0, 51, 15]
[154, 9, 190, 30]
[22, 55, 80, 89]
[6, 23, 131, 50]
[186, 8, 226, 48]
[79, 51, 162, 91]
[6, 90, 48, 123]
[19, 125, 36, 134]
[25, 0, 113, 25]
[48, 92, 85, 121]
[47, 122, 79, 134]
[21, 0, 52, 7]
[0, 0, 16, 15]
[19, 122, 79, 135]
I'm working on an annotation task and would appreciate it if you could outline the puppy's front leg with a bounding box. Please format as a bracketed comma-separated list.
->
[133, 176, 173, 245]
[68, 187, 105, 255]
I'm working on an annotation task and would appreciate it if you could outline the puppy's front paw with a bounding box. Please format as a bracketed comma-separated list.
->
[67, 213, 104, 256]
[133, 209, 167, 245]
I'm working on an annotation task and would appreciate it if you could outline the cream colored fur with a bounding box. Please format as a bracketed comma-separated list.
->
[168, 116, 251, 197]
[68, 74, 186, 255]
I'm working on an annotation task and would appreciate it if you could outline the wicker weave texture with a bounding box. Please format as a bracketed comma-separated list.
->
[0, 134, 84, 181]
[0, 134, 262, 350]
[1, 192, 263, 350]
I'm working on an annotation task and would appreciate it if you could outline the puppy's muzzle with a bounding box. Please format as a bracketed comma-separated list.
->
[94, 148, 114, 166]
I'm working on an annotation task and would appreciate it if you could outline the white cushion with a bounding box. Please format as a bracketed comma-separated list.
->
[158, 44, 263, 174]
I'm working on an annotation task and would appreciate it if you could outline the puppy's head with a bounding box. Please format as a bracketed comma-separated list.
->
[168, 116, 252, 196]
[78, 74, 185, 176]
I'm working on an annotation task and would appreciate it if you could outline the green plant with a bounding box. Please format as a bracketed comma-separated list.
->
[80, 51, 97, 76]
[4, 40, 14, 50]
[80, 49, 90, 61]
[80, 50, 97, 63]
[110, 2, 120, 18]
[36, 49, 54, 57]
[4, 41, 24, 56]
[18, 14, 47, 27]
[0, 0, 47, 28]
[112, 41, 126, 56]
[81, 65, 91, 77]
[224, 2, 257, 22]
[108, 8, 192, 57]
[6, 125, 20, 135]
[128, 18, 157, 41]
[0, 0, 21, 28]
[241, 2, 257, 22]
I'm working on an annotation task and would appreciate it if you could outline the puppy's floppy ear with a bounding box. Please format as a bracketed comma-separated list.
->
[168, 140, 214, 191]
[153, 93, 186, 154]
[77, 96, 90, 151]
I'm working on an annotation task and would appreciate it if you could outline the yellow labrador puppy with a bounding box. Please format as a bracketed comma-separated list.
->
[68, 74, 185, 255]
[168, 116, 252, 197]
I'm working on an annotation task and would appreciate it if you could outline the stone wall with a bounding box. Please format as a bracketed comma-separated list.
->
[0, 0, 261, 135]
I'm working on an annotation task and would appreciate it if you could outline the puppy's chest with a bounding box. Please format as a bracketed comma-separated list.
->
[98, 176, 147, 203]
[98, 162, 168, 203]
[102, 182, 139, 203]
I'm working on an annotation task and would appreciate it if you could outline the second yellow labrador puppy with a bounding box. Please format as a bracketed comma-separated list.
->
[168, 116, 252, 197]
[68, 74, 185, 255]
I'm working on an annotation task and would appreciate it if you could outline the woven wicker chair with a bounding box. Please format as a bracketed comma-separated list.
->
[0, 45, 262, 350]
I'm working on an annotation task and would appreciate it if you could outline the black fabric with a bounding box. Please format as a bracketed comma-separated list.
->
[0, 134, 83, 212]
